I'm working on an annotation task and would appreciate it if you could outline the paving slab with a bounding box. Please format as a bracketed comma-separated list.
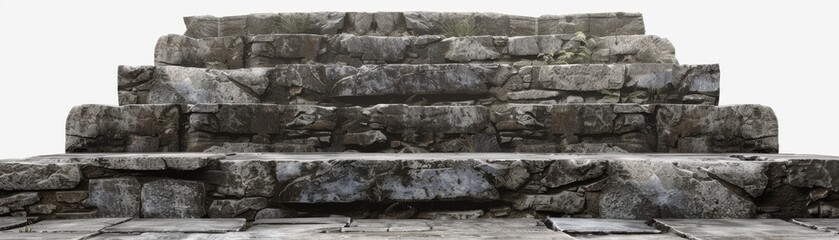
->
[791, 218, 839, 234]
[344, 219, 432, 232]
[0, 232, 97, 240]
[573, 234, 685, 239]
[88, 232, 228, 240]
[654, 219, 837, 240]
[252, 216, 351, 225]
[0, 217, 29, 230]
[5, 218, 130, 233]
[101, 218, 245, 233]
[547, 217, 661, 234]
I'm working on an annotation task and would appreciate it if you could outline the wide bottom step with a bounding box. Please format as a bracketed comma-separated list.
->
[2, 217, 838, 239]
[1, 153, 837, 220]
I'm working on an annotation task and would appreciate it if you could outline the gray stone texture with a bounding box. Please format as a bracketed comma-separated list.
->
[183, 12, 643, 38]
[140, 179, 206, 218]
[4, 153, 839, 220]
[119, 63, 716, 106]
[66, 103, 775, 153]
[154, 34, 674, 69]
[85, 177, 141, 218]
[101, 218, 246, 233]
[65, 104, 181, 153]
[0, 162, 80, 190]
[654, 219, 837, 239]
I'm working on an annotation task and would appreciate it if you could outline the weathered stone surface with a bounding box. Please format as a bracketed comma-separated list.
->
[343, 130, 387, 146]
[592, 35, 676, 64]
[183, 15, 219, 38]
[792, 218, 839, 234]
[0, 232, 98, 240]
[246, 34, 324, 67]
[102, 218, 246, 233]
[539, 159, 608, 188]
[69, 103, 775, 153]
[160, 33, 673, 70]
[552, 104, 620, 134]
[121, 63, 717, 105]
[417, 210, 484, 220]
[367, 104, 490, 133]
[340, 35, 410, 62]
[55, 191, 88, 204]
[654, 219, 836, 239]
[199, 12, 628, 37]
[5, 153, 839, 219]
[0, 162, 80, 190]
[65, 104, 181, 152]
[85, 177, 141, 218]
[0, 217, 28, 230]
[377, 165, 500, 201]
[443, 36, 500, 62]
[538, 13, 644, 36]
[185, 104, 335, 152]
[216, 160, 277, 197]
[278, 160, 395, 203]
[538, 64, 624, 91]
[8, 218, 130, 233]
[600, 160, 758, 219]
[507, 35, 565, 56]
[656, 104, 778, 153]
[27, 204, 57, 214]
[254, 208, 298, 220]
[155, 34, 243, 69]
[331, 64, 494, 98]
[208, 197, 268, 218]
[0, 192, 39, 209]
[141, 179, 206, 218]
[512, 191, 585, 214]
[547, 218, 660, 234]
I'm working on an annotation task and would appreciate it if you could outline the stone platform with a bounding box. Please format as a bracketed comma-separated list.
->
[2, 153, 837, 220]
[2, 217, 838, 239]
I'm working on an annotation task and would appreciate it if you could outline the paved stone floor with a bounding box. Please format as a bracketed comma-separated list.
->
[1, 217, 838, 239]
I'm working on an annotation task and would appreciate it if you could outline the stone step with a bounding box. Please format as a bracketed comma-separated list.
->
[183, 12, 644, 38]
[119, 63, 716, 106]
[155, 33, 676, 69]
[65, 103, 777, 153]
[2, 153, 836, 220]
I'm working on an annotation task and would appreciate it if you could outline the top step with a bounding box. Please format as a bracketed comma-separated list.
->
[183, 12, 644, 38]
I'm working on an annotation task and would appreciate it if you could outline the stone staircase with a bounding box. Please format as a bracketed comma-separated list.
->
[1, 11, 837, 239]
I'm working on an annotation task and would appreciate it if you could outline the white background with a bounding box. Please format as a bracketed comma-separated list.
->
[0, 0, 836, 158]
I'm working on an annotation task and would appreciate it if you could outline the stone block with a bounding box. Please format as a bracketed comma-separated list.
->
[155, 34, 244, 69]
[85, 177, 141, 218]
[141, 179, 206, 218]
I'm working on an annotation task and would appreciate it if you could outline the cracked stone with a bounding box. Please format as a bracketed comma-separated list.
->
[141, 179, 206, 218]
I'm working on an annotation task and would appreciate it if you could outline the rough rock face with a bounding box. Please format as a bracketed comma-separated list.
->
[0, 163, 80, 190]
[183, 12, 644, 38]
[599, 160, 758, 219]
[65, 104, 181, 153]
[141, 179, 206, 218]
[656, 104, 779, 153]
[538, 12, 644, 36]
[120, 63, 717, 106]
[4, 153, 836, 220]
[155, 34, 675, 69]
[85, 177, 142, 217]
[155, 34, 243, 69]
[65, 103, 777, 153]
